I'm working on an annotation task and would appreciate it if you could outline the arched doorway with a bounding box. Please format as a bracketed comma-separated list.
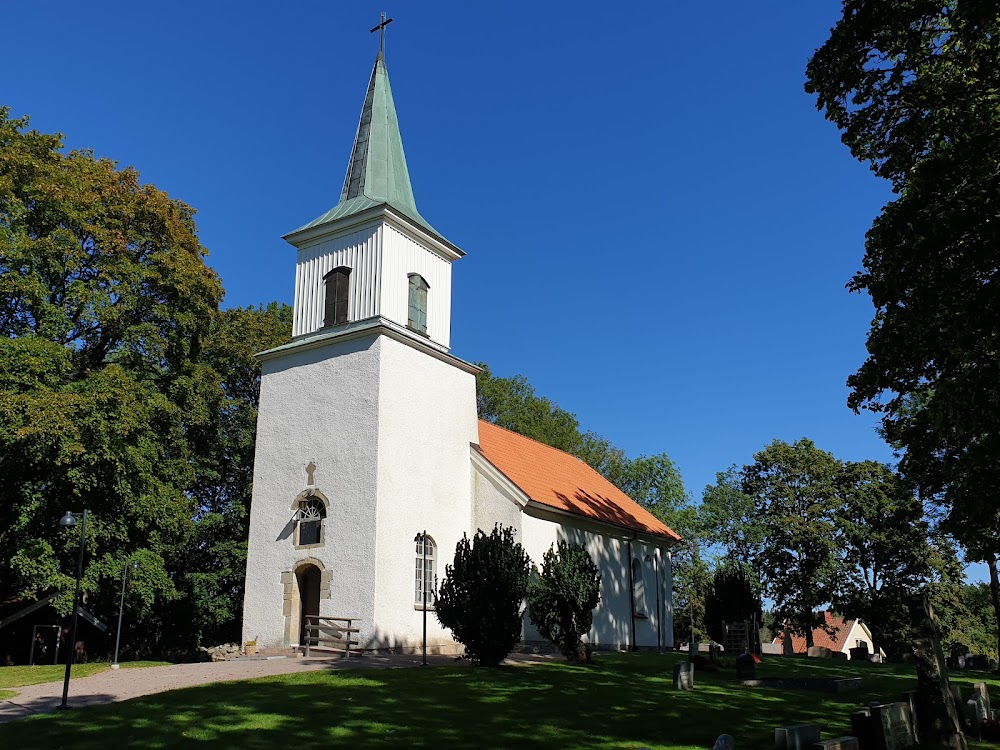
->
[297, 564, 321, 646]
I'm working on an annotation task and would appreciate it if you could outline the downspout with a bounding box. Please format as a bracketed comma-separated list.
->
[626, 531, 638, 651]
[652, 550, 662, 652]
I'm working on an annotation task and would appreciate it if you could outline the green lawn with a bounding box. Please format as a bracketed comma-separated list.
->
[0, 653, 996, 749]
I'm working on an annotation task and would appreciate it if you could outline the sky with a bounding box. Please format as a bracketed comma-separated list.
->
[9, 2, 977, 575]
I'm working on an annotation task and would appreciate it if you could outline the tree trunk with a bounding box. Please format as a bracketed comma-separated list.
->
[988, 555, 1000, 672]
[907, 592, 967, 750]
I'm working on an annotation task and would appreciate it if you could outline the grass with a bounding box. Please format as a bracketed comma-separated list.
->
[0, 661, 169, 692]
[0, 653, 997, 749]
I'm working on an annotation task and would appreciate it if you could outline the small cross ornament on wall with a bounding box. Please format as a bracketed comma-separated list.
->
[305, 461, 317, 486]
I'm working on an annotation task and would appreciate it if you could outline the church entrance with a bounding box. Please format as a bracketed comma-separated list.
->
[297, 564, 321, 645]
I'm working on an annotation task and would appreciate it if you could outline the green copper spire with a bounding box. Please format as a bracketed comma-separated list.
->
[292, 54, 442, 239]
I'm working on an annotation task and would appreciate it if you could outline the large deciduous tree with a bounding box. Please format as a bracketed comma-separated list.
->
[806, 0, 1000, 646]
[741, 439, 841, 648]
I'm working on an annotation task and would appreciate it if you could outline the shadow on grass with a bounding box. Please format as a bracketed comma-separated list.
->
[0, 653, 992, 750]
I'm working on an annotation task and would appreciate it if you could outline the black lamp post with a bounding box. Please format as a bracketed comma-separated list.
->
[112, 560, 138, 668]
[414, 530, 428, 666]
[58, 509, 89, 710]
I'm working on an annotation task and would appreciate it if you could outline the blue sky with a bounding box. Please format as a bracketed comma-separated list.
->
[9, 2, 969, 573]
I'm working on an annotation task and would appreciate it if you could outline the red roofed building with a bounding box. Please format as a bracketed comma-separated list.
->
[773, 610, 883, 659]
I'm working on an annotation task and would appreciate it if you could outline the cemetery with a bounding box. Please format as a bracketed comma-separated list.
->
[1, 652, 999, 749]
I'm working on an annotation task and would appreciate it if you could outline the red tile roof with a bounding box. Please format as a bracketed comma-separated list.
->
[475, 420, 681, 541]
[774, 611, 855, 653]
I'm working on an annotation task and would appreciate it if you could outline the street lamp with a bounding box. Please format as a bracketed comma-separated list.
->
[414, 531, 428, 667]
[112, 560, 138, 669]
[58, 510, 89, 710]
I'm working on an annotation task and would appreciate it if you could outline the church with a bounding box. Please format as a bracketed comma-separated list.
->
[241, 40, 680, 655]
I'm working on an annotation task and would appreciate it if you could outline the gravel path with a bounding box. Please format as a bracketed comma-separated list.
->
[0, 652, 467, 724]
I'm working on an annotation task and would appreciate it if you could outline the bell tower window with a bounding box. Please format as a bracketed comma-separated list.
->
[324, 267, 351, 326]
[296, 497, 327, 547]
[407, 273, 429, 335]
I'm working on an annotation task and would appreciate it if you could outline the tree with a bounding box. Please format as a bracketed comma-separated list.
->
[0, 108, 223, 648]
[435, 525, 531, 666]
[832, 461, 935, 657]
[742, 439, 841, 648]
[700, 466, 768, 565]
[527, 541, 601, 662]
[806, 0, 1000, 653]
[704, 562, 763, 647]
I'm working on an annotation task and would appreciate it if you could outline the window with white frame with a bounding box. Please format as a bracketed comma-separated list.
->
[414, 534, 436, 607]
[296, 497, 326, 547]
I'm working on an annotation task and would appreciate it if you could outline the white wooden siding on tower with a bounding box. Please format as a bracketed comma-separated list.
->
[292, 219, 453, 348]
[379, 224, 452, 348]
[293, 222, 382, 337]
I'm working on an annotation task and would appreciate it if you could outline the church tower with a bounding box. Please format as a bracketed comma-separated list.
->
[242, 44, 479, 653]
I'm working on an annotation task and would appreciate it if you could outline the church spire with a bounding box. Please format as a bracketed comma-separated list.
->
[339, 53, 418, 217]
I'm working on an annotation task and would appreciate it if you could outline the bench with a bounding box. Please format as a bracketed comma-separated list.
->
[301, 615, 361, 658]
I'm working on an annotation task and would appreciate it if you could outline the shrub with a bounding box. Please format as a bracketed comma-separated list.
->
[435, 525, 531, 666]
[526, 541, 601, 662]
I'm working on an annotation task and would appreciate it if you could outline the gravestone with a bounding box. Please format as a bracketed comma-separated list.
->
[851, 710, 874, 750]
[810, 738, 860, 750]
[871, 702, 916, 750]
[850, 643, 870, 662]
[673, 660, 694, 690]
[775, 724, 821, 750]
[736, 653, 756, 679]
[973, 682, 991, 715]
[966, 694, 987, 739]
[900, 691, 919, 737]
[808, 646, 833, 658]
[783, 631, 795, 656]
[713, 734, 736, 750]
[709, 642, 722, 663]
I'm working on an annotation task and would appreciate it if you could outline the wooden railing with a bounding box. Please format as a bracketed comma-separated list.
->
[301, 616, 360, 658]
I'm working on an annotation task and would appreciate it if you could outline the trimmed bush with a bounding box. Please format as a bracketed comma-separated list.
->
[527, 541, 601, 662]
[435, 525, 531, 666]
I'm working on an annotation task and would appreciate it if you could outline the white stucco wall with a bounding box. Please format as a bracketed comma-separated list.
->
[370, 335, 478, 651]
[242, 333, 382, 649]
[520, 509, 673, 650]
[471, 460, 524, 539]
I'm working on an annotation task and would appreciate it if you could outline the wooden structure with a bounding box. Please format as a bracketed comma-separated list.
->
[301, 615, 360, 657]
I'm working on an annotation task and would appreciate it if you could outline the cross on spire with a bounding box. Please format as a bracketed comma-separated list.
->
[370, 12, 393, 58]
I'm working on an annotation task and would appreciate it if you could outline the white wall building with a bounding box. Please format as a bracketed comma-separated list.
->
[242, 48, 680, 655]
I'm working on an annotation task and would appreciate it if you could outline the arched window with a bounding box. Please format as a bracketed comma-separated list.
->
[407, 274, 429, 335]
[296, 497, 327, 547]
[632, 558, 646, 616]
[324, 267, 351, 327]
[414, 533, 436, 607]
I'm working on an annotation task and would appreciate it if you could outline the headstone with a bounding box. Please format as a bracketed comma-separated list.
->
[900, 690, 919, 737]
[713, 734, 736, 750]
[973, 682, 991, 715]
[709, 642, 722, 662]
[783, 631, 795, 656]
[673, 660, 694, 690]
[775, 724, 821, 750]
[851, 710, 874, 750]
[737, 653, 756, 679]
[723, 621, 750, 656]
[871, 702, 916, 750]
[850, 644, 870, 661]
[966, 694, 987, 739]
[807, 646, 832, 658]
[810, 738, 860, 750]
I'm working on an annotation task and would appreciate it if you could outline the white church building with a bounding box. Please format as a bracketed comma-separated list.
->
[242, 46, 680, 655]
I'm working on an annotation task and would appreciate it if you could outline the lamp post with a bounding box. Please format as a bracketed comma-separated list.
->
[112, 560, 138, 669]
[58, 510, 89, 710]
[414, 531, 428, 666]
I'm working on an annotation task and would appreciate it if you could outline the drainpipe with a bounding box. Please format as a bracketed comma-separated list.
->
[626, 531, 638, 651]
[651, 551, 661, 652]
